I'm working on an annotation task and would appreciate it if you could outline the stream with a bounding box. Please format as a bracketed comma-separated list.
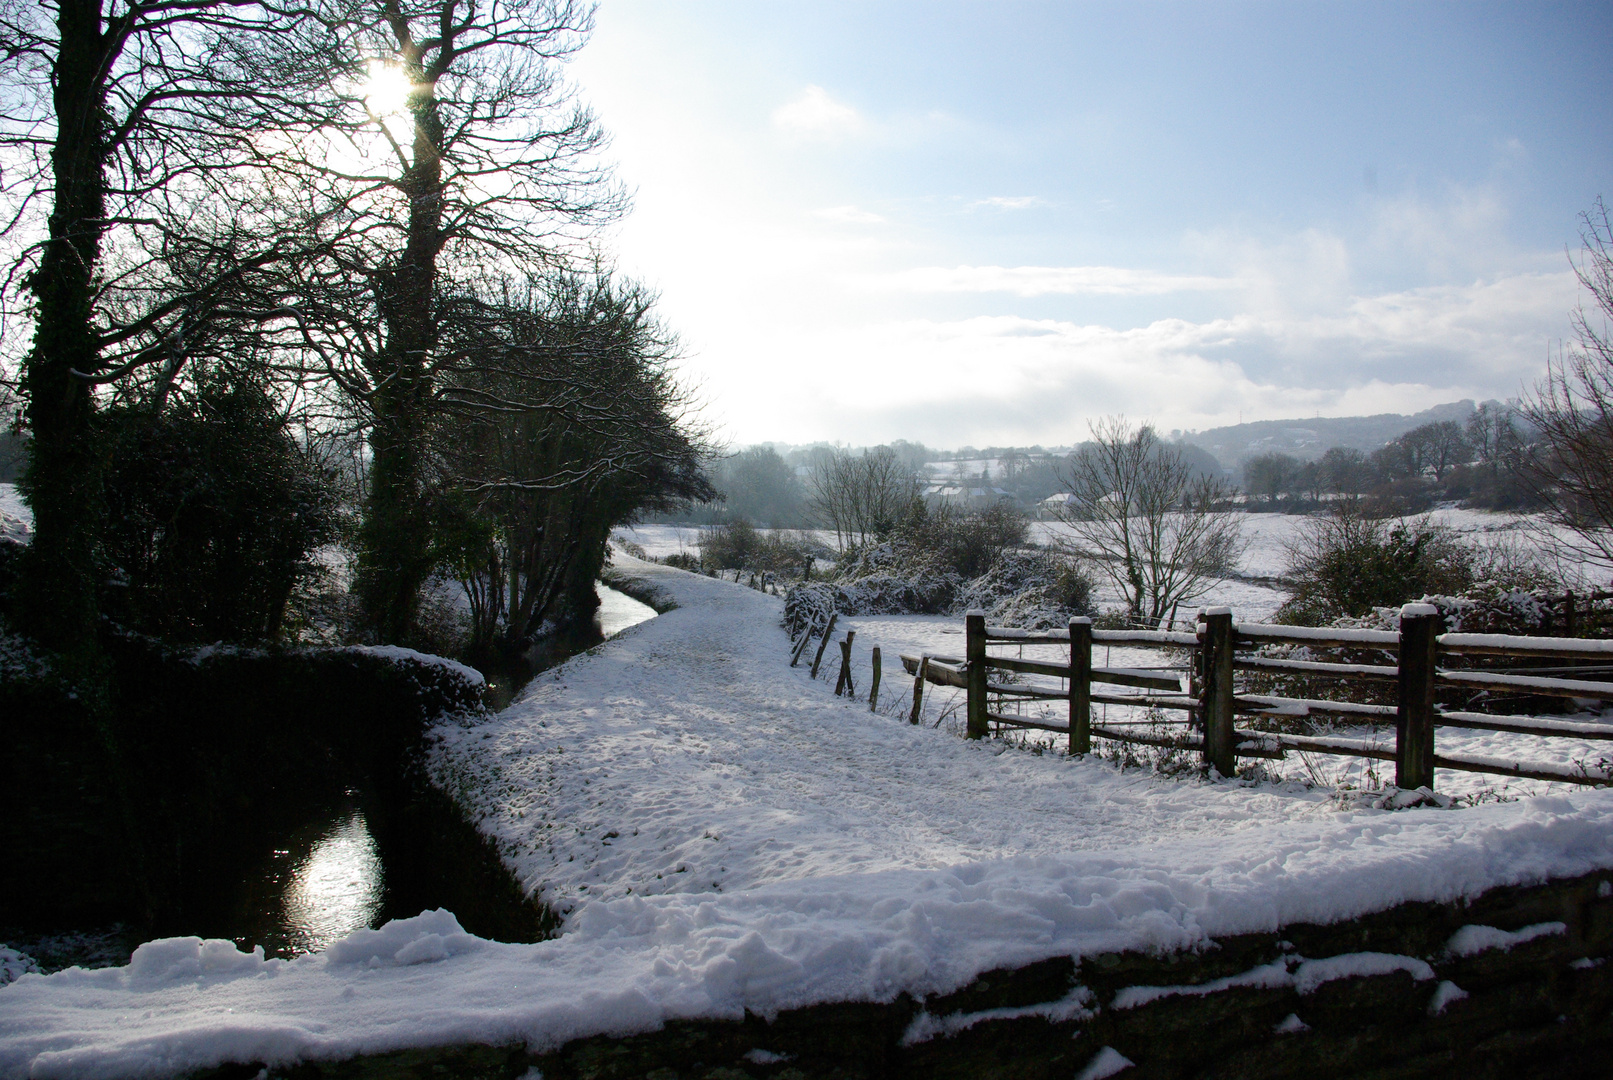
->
[0, 583, 662, 969]
[223, 583, 660, 957]
[219, 583, 659, 958]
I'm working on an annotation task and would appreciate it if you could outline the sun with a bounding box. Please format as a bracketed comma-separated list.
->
[364, 60, 413, 117]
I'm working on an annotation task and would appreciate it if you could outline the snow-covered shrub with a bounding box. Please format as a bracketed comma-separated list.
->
[955, 549, 1096, 629]
[784, 582, 837, 639]
[661, 551, 701, 572]
[785, 545, 1094, 630]
[824, 540, 961, 614]
[0, 946, 40, 985]
[1275, 508, 1478, 625]
[899, 501, 1028, 579]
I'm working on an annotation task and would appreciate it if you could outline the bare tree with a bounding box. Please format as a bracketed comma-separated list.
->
[1403, 420, 1471, 481]
[437, 269, 712, 658]
[1053, 418, 1245, 625]
[0, 0, 324, 657]
[807, 446, 917, 549]
[1524, 197, 1613, 576]
[1242, 451, 1300, 506]
[1319, 446, 1373, 494]
[229, 0, 625, 644]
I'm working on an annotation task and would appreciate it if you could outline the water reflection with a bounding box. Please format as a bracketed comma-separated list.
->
[279, 809, 383, 955]
[595, 584, 657, 639]
[232, 796, 385, 958]
[226, 584, 654, 957]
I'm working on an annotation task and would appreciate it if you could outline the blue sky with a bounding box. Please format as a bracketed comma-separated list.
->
[568, 1, 1613, 448]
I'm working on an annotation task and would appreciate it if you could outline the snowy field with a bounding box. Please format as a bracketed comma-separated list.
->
[617, 505, 1609, 627]
[618, 512, 1612, 797]
[5, 554, 1612, 1078]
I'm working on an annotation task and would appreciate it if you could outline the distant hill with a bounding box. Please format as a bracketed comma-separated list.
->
[1178, 400, 1483, 468]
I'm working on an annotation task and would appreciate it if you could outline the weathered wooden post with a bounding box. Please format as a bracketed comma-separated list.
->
[790, 614, 820, 667]
[810, 611, 838, 678]
[1396, 602, 1442, 791]
[835, 630, 857, 696]
[966, 610, 988, 740]
[869, 647, 882, 712]
[910, 657, 929, 724]
[1068, 617, 1092, 755]
[1198, 607, 1236, 777]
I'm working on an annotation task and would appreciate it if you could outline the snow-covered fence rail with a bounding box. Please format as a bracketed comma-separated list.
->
[899, 605, 1613, 790]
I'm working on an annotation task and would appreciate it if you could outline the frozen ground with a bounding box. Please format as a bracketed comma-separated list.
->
[5, 554, 1612, 1079]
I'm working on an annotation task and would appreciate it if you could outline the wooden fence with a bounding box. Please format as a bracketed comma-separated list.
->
[887, 605, 1613, 790]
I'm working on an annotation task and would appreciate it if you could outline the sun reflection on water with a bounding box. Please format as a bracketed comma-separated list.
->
[595, 584, 658, 639]
[280, 810, 383, 955]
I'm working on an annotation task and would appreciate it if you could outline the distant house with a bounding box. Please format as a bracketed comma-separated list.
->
[1038, 493, 1077, 522]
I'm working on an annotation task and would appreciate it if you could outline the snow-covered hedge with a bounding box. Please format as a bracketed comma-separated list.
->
[955, 549, 1095, 631]
[785, 545, 1094, 634]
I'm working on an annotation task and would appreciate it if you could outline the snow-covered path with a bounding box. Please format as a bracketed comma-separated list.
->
[443, 558, 1396, 916]
[4, 554, 1613, 1079]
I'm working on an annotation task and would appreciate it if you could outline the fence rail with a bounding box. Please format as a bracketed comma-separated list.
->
[888, 604, 1613, 790]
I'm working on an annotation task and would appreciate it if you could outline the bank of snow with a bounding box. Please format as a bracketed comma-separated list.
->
[4, 553, 1613, 1079]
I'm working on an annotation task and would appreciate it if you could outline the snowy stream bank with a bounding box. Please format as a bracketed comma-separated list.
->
[3, 554, 1613, 1078]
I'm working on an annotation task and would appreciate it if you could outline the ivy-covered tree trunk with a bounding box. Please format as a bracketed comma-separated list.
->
[354, 52, 446, 645]
[18, 0, 113, 667]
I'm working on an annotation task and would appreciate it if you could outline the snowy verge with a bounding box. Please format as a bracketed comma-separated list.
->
[5, 555, 1613, 1079]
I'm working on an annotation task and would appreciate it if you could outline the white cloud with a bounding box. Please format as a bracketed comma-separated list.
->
[973, 196, 1046, 210]
[815, 205, 886, 225]
[705, 267, 1578, 447]
[771, 85, 863, 138]
[872, 264, 1239, 297]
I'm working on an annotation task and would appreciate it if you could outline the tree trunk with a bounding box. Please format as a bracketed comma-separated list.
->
[354, 59, 446, 645]
[19, 0, 113, 669]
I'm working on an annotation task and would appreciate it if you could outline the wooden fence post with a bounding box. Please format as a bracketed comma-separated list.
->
[789, 616, 818, 667]
[869, 647, 882, 712]
[966, 610, 988, 740]
[835, 631, 857, 696]
[810, 612, 838, 678]
[1199, 607, 1236, 777]
[1069, 617, 1092, 755]
[910, 657, 929, 724]
[1396, 603, 1442, 791]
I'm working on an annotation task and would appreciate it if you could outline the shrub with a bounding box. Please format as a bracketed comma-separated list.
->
[661, 551, 701, 572]
[954, 549, 1095, 630]
[1275, 505, 1477, 625]
[98, 381, 341, 644]
[699, 519, 825, 576]
[898, 501, 1028, 579]
[786, 538, 1094, 630]
[698, 517, 760, 570]
[784, 582, 837, 639]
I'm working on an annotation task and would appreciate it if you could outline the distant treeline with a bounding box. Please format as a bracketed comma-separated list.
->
[642, 401, 1550, 532]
